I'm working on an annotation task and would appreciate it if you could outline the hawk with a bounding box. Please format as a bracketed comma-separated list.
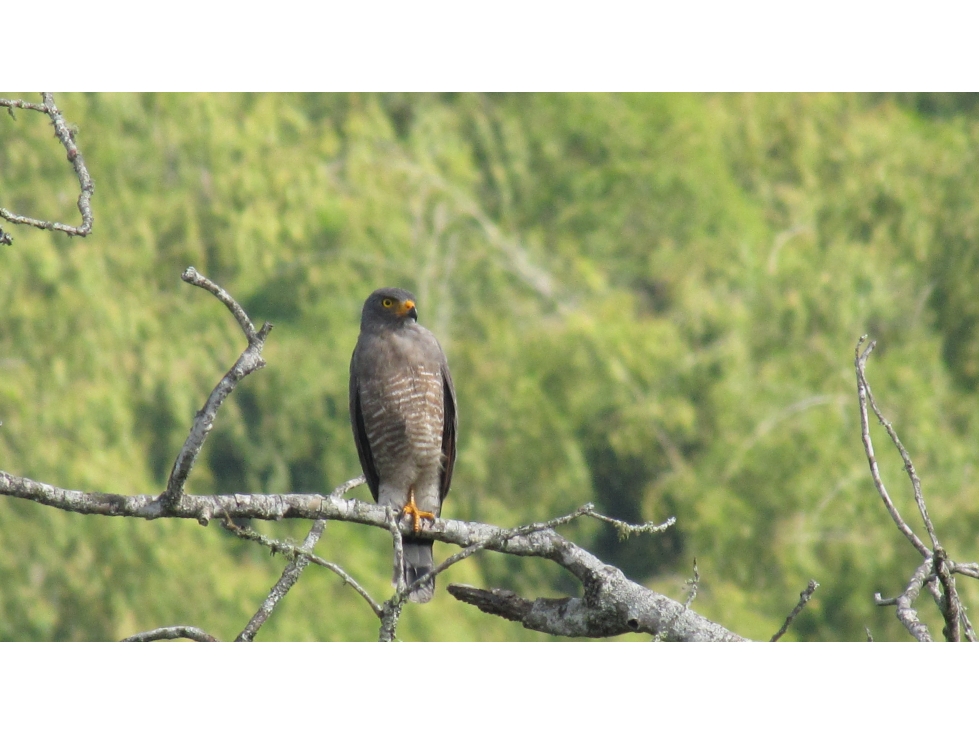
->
[349, 287, 457, 603]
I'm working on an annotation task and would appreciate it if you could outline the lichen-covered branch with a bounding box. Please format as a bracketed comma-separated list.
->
[448, 575, 744, 642]
[447, 507, 740, 642]
[0, 93, 94, 239]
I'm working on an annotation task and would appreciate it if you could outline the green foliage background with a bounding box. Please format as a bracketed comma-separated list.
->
[2, 93, 978, 641]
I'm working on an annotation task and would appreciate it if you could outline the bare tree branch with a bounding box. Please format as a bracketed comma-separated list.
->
[0, 93, 94, 239]
[122, 626, 217, 642]
[236, 475, 367, 641]
[220, 514, 383, 618]
[856, 338, 939, 550]
[379, 503, 678, 626]
[770, 579, 819, 642]
[1, 97, 51, 113]
[0, 467, 740, 641]
[448, 579, 744, 642]
[854, 337, 930, 556]
[180, 266, 266, 342]
[443, 509, 742, 641]
[159, 267, 272, 511]
[235, 475, 368, 642]
[951, 562, 979, 579]
[236, 518, 328, 641]
[856, 336, 978, 641]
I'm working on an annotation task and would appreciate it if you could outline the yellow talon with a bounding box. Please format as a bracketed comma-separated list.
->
[402, 486, 436, 533]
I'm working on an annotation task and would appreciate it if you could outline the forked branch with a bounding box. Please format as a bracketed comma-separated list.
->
[855, 336, 977, 641]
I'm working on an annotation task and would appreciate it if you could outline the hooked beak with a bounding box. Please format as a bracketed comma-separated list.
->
[398, 299, 417, 320]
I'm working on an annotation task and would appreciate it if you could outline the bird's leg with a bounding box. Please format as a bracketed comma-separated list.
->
[401, 485, 436, 533]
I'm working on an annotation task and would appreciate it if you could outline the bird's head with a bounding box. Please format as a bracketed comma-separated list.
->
[361, 287, 418, 330]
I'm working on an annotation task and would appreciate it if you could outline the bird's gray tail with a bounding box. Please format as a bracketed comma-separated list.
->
[397, 539, 436, 603]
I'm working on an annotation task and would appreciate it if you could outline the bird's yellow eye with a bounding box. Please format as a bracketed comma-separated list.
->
[382, 298, 394, 308]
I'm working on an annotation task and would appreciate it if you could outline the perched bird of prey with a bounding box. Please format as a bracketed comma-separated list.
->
[349, 287, 457, 603]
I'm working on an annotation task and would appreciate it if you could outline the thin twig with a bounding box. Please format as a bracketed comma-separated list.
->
[854, 337, 930, 556]
[583, 507, 677, 539]
[951, 562, 979, 579]
[331, 475, 367, 498]
[181, 266, 263, 343]
[684, 559, 700, 610]
[858, 344, 939, 550]
[961, 608, 978, 642]
[236, 476, 366, 641]
[221, 515, 383, 618]
[0, 97, 51, 113]
[771, 579, 819, 642]
[236, 519, 327, 642]
[122, 626, 217, 642]
[651, 559, 701, 641]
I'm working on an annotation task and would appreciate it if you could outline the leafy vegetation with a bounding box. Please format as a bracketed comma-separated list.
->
[2, 93, 978, 640]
